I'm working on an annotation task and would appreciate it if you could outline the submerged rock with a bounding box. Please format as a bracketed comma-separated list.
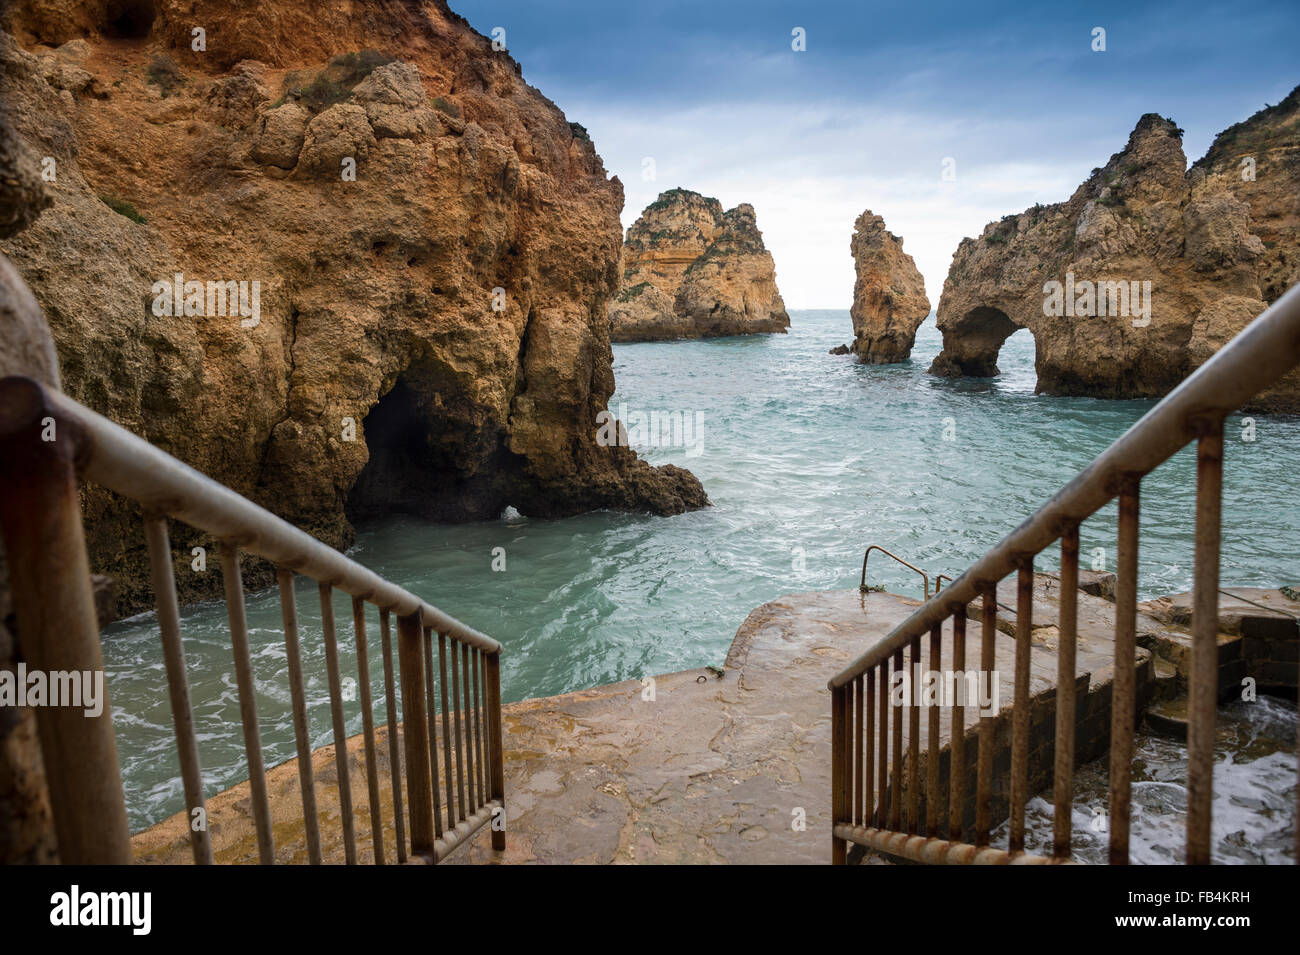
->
[610, 188, 789, 341]
[929, 90, 1300, 410]
[0, 0, 707, 616]
[848, 211, 931, 362]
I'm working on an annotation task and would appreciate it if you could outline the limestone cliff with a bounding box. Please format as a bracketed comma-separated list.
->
[929, 88, 1300, 411]
[848, 211, 930, 362]
[609, 188, 789, 341]
[0, 0, 707, 617]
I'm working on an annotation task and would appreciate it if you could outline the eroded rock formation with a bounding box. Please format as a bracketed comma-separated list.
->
[929, 89, 1300, 410]
[609, 188, 789, 341]
[0, 0, 706, 616]
[848, 211, 930, 362]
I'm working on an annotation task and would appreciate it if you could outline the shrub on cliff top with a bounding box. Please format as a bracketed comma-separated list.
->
[146, 54, 184, 97]
[431, 96, 462, 119]
[280, 50, 396, 114]
[100, 195, 145, 224]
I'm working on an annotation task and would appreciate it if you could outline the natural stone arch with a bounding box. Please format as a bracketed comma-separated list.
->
[928, 305, 1026, 378]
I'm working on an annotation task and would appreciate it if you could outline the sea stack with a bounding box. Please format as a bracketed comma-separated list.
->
[928, 87, 1300, 411]
[609, 188, 789, 342]
[848, 211, 931, 362]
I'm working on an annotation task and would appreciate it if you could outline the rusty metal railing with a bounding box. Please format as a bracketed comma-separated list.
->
[0, 377, 506, 865]
[830, 282, 1300, 865]
[861, 545, 930, 599]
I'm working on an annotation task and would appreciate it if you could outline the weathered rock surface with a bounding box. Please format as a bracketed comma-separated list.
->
[929, 89, 1300, 410]
[609, 188, 789, 341]
[848, 211, 930, 362]
[0, 0, 706, 617]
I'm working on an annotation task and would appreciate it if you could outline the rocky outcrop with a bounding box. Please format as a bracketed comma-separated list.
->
[929, 88, 1300, 411]
[847, 211, 930, 362]
[0, 0, 707, 617]
[609, 188, 789, 341]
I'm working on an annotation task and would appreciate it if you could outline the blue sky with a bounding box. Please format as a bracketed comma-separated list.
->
[453, 1, 1299, 307]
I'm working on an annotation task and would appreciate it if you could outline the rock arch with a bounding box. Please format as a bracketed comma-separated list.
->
[928, 305, 1026, 378]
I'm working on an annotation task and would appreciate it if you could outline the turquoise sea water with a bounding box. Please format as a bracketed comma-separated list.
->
[101, 309, 1300, 834]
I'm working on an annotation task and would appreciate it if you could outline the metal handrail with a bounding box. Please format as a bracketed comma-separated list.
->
[0, 376, 506, 865]
[860, 545, 930, 600]
[829, 281, 1300, 866]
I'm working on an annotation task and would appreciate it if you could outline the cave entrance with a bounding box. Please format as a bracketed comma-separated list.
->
[346, 362, 504, 523]
[102, 0, 158, 39]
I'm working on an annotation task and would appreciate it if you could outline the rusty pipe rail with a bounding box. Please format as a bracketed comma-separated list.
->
[861, 545, 930, 600]
[0, 376, 506, 865]
[830, 281, 1300, 866]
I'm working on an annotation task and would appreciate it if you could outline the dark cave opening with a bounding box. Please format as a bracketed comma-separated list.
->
[102, 0, 157, 39]
[346, 367, 506, 523]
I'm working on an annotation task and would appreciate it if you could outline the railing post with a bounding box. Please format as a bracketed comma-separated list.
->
[1187, 422, 1223, 864]
[0, 377, 131, 863]
[1109, 475, 1141, 865]
[397, 610, 435, 857]
[485, 650, 506, 852]
[831, 683, 847, 865]
[1010, 558, 1034, 854]
[1053, 524, 1080, 860]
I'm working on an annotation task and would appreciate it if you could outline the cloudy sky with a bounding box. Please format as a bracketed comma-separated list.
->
[454, 0, 1298, 308]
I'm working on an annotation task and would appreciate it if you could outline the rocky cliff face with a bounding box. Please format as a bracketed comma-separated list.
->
[848, 211, 930, 362]
[0, 0, 706, 617]
[609, 188, 789, 341]
[929, 88, 1300, 410]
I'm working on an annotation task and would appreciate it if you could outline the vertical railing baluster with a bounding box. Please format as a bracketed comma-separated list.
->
[949, 609, 966, 842]
[907, 634, 920, 834]
[319, 582, 357, 864]
[832, 683, 847, 865]
[220, 542, 274, 863]
[278, 568, 321, 865]
[480, 650, 490, 803]
[1187, 424, 1224, 864]
[854, 674, 864, 826]
[438, 632, 455, 831]
[379, 609, 406, 863]
[1010, 559, 1034, 854]
[144, 516, 213, 865]
[975, 585, 996, 846]
[451, 640, 467, 822]
[485, 650, 506, 851]
[471, 647, 483, 810]
[1110, 477, 1141, 865]
[890, 647, 904, 832]
[352, 597, 385, 864]
[1054, 525, 1080, 860]
[926, 622, 942, 837]
[865, 668, 875, 828]
[421, 627, 444, 838]
[877, 658, 889, 828]
[396, 611, 434, 857]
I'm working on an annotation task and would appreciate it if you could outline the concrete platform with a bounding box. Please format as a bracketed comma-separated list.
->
[132, 579, 1177, 865]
